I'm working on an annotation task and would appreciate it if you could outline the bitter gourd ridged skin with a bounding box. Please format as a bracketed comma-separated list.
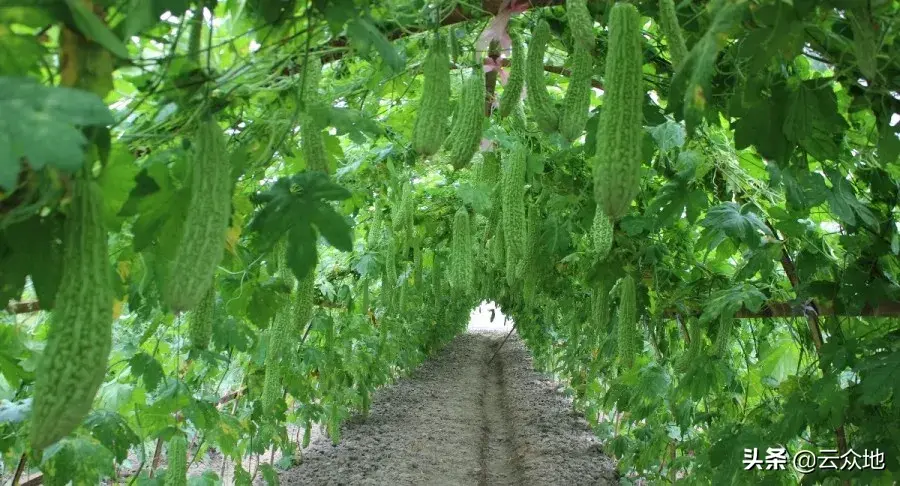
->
[444, 67, 486, 170]
[591, 207, 613, 261]
[30, 179, 113, 450]
[592, 3, 643, 221]
[498, 32, 526, 119]
[591, 279, 611, 332]
[188, 285, 215, 350]
[261, 308, 291, 413]
[412, 34, 451, 155]
[450, 207, 473, 290]
[521, 204, 541, 301]
[525, 19, 559, 133]
[162, 117, 233, 313]
[561, 0, 595, 141]
[164, 434, 187, 486]
[566, 0, 594, 49]
[560, 46, 594, 141]
[502, 143, 527, 274]
[658, 0, 688, 68]
[616, 274, 638, 367]
[714, 314, 734, 356]
[294, 267, 315, 334]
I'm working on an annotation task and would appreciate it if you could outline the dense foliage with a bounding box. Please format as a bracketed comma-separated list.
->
[1, 0, 898, 484]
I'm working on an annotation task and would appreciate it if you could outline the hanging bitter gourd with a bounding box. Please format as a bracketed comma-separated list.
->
[592, 2, 643, 221]
[560, 0, 595, 141]
[30, 178, 113, 450]
[591, 207, 613, 261]
[383, 231, 397, 309]
[502, 143, 527, 281]
[188, 285, 215, 350]
[521, 204, 541, 302]
[525, 19, 559, 133]
[450, 207, 473, 290]
[714, 314, 734, 356]
[164, 433, 187, 486]
[591, 279, 611, 332]
[413, 33, 451, 156]
[162, 116, 233, 313]
[299, 57, 328, 173]
[444, 66, 486, 170]
[658, 0, 688, 68]
[616, 274, 638, 367]
[499, 31, 526, 119]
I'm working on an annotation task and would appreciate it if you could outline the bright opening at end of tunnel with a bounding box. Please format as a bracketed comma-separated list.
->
[467, 301, 512, 332]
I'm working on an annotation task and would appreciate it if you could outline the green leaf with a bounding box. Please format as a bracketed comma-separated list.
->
[310, 205, 353, 252]
[84, 411, 140, 462]
[345, 15, 404, 74]
[699, 283, 767, 323]
[128, 352, 164, 392]
[65, 0, 130, 59]
[649, 120, 686, 153]
[0, 77, 114, 189]
[700, 203, 771, 249]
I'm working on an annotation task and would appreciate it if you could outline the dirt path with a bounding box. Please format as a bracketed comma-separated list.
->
[276, 331, 618, 485]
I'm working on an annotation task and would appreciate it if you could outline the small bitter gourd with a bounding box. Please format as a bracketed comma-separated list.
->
[162, 117, 233, 313]
[30, 178, 113, 450]
[592, 2, 643, 221]
[498, 31, 526, 119]
[525, 19, 559, 133]
[658, 0, 688, 68]
[164, 433, 187, 486]
[591, 207, 613, 261]
[616, 274, 638, 367]
[413, 33, 451, 156]
[188, 285, 215, 350]
[444, 66, 486, 170]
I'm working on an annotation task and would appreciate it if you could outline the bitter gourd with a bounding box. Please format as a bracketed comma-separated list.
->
[30, 178, 113, 450]
[502, 143, 527, 268]
[525, 19, 559, 133]
[658, 0, 688, 68]
[162, 117, 233, 313]
[188, 285, 215, 350]
[164, 433, 187, 486]
[450, 207, 473, 290]
[413, 33, 451, 156]
[498, 31, 526, 119]
[560, 45, 594, 141]
[592, 2, 643, 221]
[616, 274, 637, 367]
[591, 279, 611, 332]
[444, 67, 486, 170]
[591, 207, 613, 261]
[561, 0, 594, 140]
[714, 314, 734, 356]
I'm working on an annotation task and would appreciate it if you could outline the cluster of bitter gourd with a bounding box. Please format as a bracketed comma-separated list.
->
[592, 2, 643, 221]
[413, 33, 451, 156]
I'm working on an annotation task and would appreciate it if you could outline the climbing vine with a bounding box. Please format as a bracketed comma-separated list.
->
[1, 0, 898, 485]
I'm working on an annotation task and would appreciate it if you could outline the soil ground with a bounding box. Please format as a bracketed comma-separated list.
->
[274, 330, 618, 485]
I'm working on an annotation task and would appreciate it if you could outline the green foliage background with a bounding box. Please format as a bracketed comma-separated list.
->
[0, 0, 898, 484]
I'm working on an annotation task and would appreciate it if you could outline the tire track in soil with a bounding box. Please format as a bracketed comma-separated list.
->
[275, 331, 617, 485]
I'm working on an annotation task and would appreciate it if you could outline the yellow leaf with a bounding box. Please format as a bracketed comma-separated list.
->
[117, 260, 131, 281]
[225, 225, 241, 256]
[112, 298, 125, 320]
